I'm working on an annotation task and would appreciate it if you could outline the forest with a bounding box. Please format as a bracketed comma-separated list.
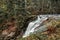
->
[0, 0, 60, 40]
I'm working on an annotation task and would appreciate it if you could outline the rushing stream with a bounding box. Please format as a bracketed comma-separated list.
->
[23, 15, 60, 38]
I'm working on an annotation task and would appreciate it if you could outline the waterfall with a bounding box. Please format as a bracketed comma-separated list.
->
[23, 15, 60, 38]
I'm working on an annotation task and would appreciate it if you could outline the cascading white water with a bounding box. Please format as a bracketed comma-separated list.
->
[23, 15, 60, 38]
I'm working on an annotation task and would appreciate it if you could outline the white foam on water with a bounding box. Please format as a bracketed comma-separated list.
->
[23, 15, 60, 38]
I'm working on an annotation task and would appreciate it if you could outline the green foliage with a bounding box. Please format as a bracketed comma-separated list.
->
[0, 0, 60, 40]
